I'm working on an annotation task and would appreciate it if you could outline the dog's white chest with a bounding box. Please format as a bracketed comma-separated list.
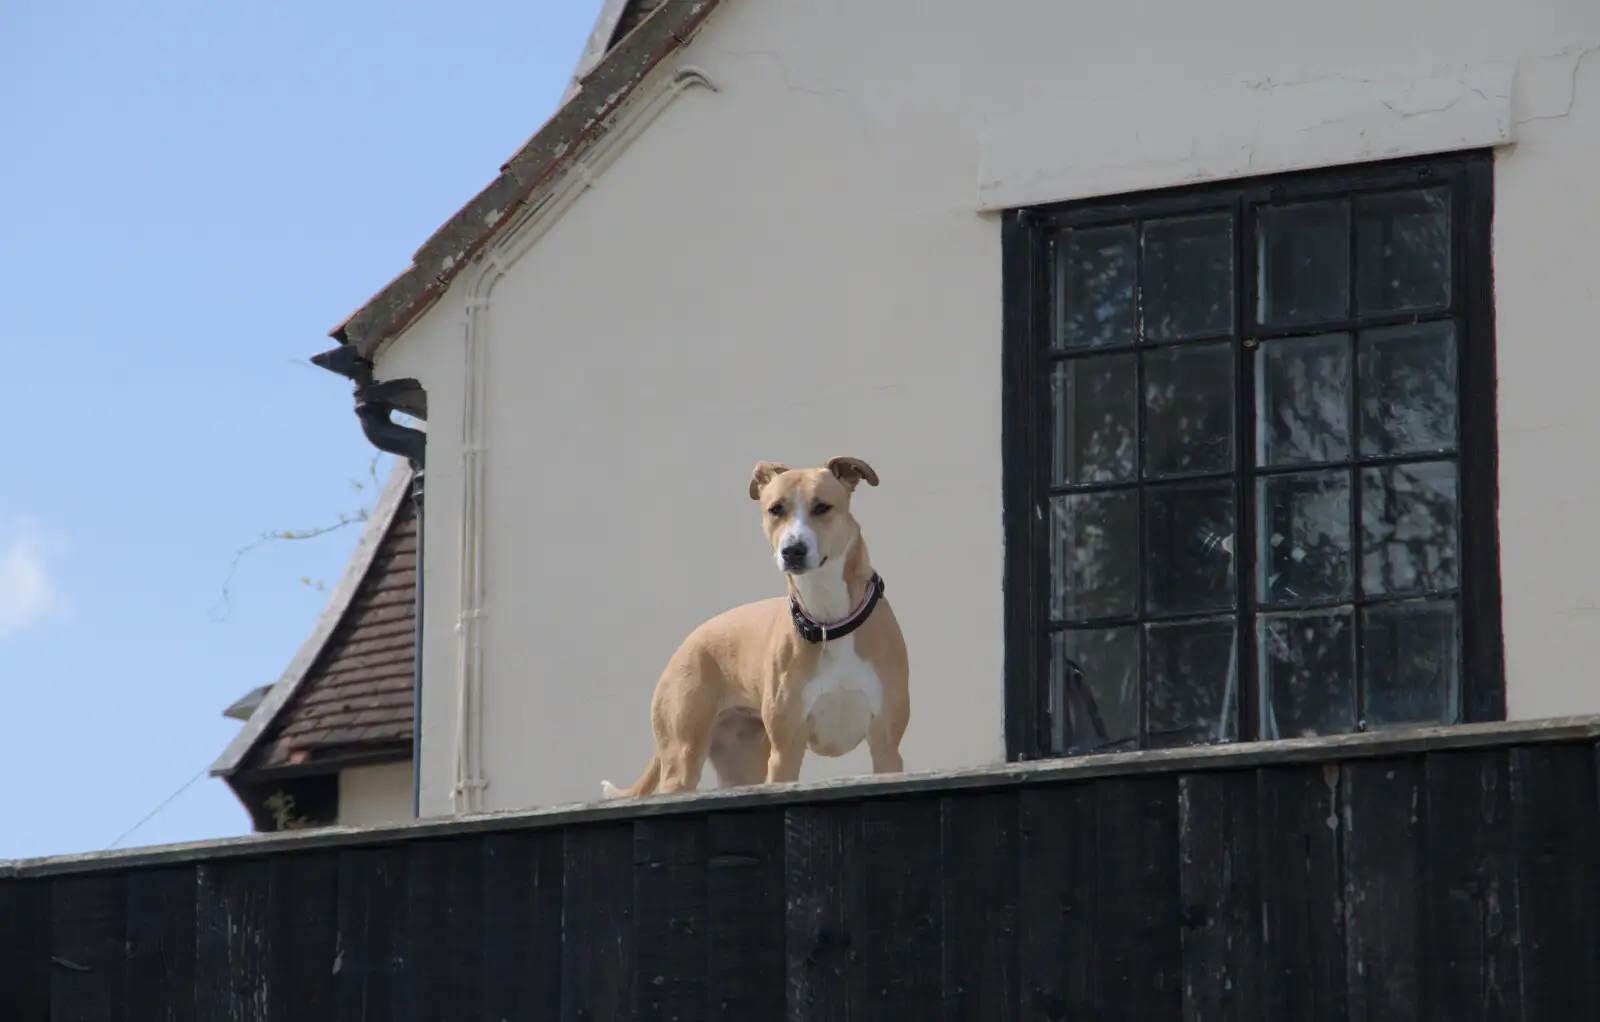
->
[800, 636, 884, 757]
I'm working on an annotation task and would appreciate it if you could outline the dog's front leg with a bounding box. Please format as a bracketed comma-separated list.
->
[866, 727, 904, 775]
[867, 675, 909, 775]
[766, 739, 805, 784]
[762, 695, 807, 784]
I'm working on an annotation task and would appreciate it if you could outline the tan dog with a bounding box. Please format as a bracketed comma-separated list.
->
[601, 457, 910, 798]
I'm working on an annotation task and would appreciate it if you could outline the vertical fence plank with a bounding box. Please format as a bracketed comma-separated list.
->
[124, 868, 197, 1022]
[1344, 759, 1423, 1022]
[0, 878, 51, 1022]
[561, 823, 635, 1022]
[1257, 765, 1347, 1022]
[1421, 750, 1520, 1022]
[1017, 784, 1097, 1020]
[51, 873, 127, 1022]
[855, 798, 942, 1018]
[406, 838, 484, 1022]
[22, 735, 1600, 1022]
[634, 817, 708, 1022]
[1096, 775, 1182, 1022]
[335, 846, 409, 1022]
[939, 791, 1018, 1022]
[1510, 743, 1600, 1022]
[1178, 771, 1262, 1022]
[785, 804, 859, 1022]
[195, 860, 270, 1022]
[268, 852, 338, 1022]
[705, 810, 785, 1022]
[483, 833, 563, 1022]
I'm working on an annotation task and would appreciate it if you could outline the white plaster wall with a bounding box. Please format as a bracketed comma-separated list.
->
[1492, 52, 1600, 719]
[336, 761, 415, 827]
[376, 289, 466, 812]
[375, 0, 1600, 815]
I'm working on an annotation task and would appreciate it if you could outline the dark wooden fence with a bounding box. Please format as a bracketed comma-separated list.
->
[4, 717, 1599, 1021]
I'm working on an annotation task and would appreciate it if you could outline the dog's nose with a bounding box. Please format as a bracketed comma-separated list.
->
[781, 542, 809, 566]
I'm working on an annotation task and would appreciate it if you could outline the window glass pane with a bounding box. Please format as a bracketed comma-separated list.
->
[1358, 322, 1458, 457]
[1356, 187, 1450, 315]
[1052, 355, 1136, 485]
[1362, 599, 1459, 727]
[1057, 225, 1136, 349]
[1255, 333, 1351, 467]
[1145, 481, 1235, 615]
[1257, 200, 1350, 327]
[1143, 214, 1234, 340]
[1145, 616, 1238, 747]
[1259, 607, 1356, 739]
[1049, 628, 1139, 754]
[1257, 470, 1353, 607]
[1360, 462, 1459, 596]
[1144, 342, 1234, 478]
[1050, 491, 1138, 621]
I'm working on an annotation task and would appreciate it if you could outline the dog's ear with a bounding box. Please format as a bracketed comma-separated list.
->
[825, 456, 880, 492]
[748, 461, 791, 500]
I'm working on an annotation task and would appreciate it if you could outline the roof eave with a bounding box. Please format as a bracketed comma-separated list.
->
[232, 743, 414, 785]
[328, 0, 725, 358]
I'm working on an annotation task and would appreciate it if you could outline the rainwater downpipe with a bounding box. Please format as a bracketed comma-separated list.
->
[447, 63, 721, 815]
[312, 345, 428, 817]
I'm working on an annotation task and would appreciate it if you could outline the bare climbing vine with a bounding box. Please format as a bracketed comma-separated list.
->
[209, 452, 385, 622]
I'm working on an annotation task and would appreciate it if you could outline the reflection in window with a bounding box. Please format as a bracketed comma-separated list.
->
[1050, 629, 1138, 753]
[1056, 226, 1135, 348]
[1145, 617, 1238, 748]
[1052, 356, 1136, 485]
[1144, 343, 1235, 477]
[1356, 188, 1450, 315]
[1358, 322, 1458, 457]
[1143, 214, 1234, 340]
[1259, 608, 1356, 738]
[1035, 165, 1484, 758]
[1361, 462, 1459, 596]
[1363, 600, 1459, 726]
[1257, 200, 1350, 326]
[1256, 333, 1351, 466]
[1050, 492, 1138, 621]
[1257, 470, 1352, 606]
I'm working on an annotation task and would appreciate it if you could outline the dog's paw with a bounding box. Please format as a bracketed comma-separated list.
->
[600, 780, 623, 800]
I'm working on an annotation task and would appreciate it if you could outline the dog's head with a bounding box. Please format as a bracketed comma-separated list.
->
[749, 456, 879, 575]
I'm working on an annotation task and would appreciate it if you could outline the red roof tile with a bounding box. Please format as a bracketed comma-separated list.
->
[244, 498, 417, 773]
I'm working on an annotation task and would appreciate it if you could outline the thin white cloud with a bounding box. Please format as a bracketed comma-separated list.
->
[0, 516, 69, 640]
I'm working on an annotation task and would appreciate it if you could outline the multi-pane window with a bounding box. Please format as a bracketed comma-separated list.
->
[1001, 153, 1503, 761]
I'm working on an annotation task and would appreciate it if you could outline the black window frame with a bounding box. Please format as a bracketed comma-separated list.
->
[1002, 150, 1504, 762]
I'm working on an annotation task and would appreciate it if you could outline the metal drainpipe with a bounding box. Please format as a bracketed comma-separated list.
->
[312, 344, 428, 818]
[407, 467, 424, 817]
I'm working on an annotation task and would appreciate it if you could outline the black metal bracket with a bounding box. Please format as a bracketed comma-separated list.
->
[311, 344, 427, 469]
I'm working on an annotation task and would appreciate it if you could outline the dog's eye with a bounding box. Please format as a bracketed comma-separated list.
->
[767, 504, 785, 517]
[813, 503, 832, 515]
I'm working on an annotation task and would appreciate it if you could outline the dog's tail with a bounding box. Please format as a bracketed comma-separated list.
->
[600, 754, 662, 801]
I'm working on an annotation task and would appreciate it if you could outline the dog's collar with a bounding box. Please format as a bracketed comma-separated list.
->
[790, 572, 885, 644]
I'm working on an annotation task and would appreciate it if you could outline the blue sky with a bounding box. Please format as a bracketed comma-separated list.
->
[0, 0, 603, 858]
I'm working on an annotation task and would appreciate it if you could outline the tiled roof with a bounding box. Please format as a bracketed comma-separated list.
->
[245, 497, 417, 772]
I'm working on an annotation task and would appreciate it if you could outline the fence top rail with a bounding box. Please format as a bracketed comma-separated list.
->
[8, 714, 1598, 879]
